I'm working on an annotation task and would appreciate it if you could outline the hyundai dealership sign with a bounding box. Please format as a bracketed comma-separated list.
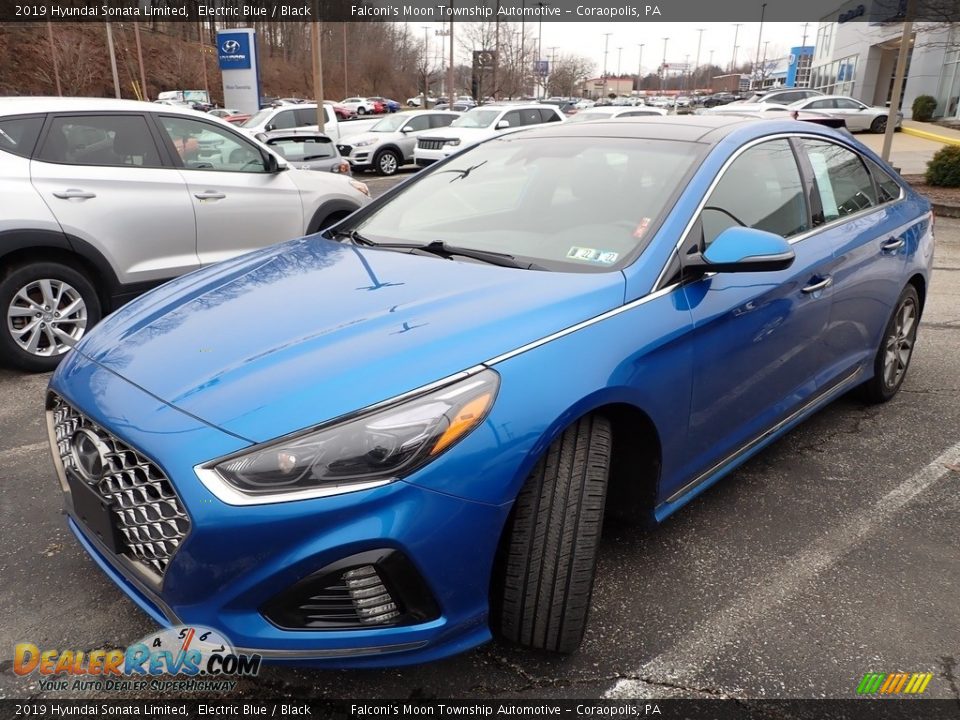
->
[216, 28, 260, 114]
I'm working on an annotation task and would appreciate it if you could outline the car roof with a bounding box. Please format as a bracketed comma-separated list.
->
[0, 95, 209, 116]
[491, 114, 832, 145]
[800, 94, 862, 102]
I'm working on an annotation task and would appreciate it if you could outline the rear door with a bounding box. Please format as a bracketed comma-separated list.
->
[30, 112, 198, 286]
[796, 137, 911, 385]
[154, 114, 304, 265]
[831, 98, 873, 132]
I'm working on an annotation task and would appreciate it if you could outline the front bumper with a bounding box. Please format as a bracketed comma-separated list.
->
[49, 354, 510, 667]
[414, 146, 454, 165]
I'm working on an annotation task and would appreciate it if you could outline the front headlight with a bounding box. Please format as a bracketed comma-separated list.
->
[354, 138, 378, 147]
[444, 139, 461, 146]
[199, 370, 499, 503]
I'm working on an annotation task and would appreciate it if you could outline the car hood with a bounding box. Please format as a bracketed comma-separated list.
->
[346, 132, 390, 146]
[74, 237, 625, 443]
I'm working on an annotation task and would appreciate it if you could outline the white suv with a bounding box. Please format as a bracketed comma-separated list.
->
[414, 104, 565, 166]
[0, 97, 370, 371]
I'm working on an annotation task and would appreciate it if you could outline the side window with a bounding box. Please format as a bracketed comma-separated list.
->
[38, 115, 162, 167]
[294, 108, 319, 127]
[865, 158, 903, 203]
[501, 110, 522, 128]
[403, 115, 431, 132]
[539, 108, 562, 123]
[271, 110, 297, 130]
[158, 116, 268, 173]
[801, 139, 877, 222]
[520, 108, 542, 126]
[429, 113, 456, 129]
[834, 99, 863, 110]
[0, 115, 43, 158]
[701, 139, 808, 247]
[807, 99, 837, 110]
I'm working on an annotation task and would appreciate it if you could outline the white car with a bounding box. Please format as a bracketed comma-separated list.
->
[340, 110, 460, 175]
[239, 103, 376, 143]
[788, 95, 903, 133]
[0, 97, 370, 371]
[574, 99, 596, 109]
[414, 104, 565, 166]
[340, 97, 377, 115]
[565, 106, 668, 123]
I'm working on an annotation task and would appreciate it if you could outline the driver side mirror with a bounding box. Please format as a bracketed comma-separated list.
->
[265, 123, 276, 131]
[400, 125, 413, 133]
[683, 226, 795, 276]
[264, 152, 287, 173]
[496, 120, 510, 129]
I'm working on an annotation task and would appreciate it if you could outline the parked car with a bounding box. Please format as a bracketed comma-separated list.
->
[47, 115, 931, 666]
[788, 95, 903, 133]
[239, 103, 377, 143]
[574, 98, 596, 109]
[729, 88, 823, 107]
[338, 110, 460, 175]
[325, 101, 355, 121]
[407, 96, 438, 108]
[565, 106, 668, 123]
[367, 96, 402, 113]
[257, 130, 352, 175]
[208, 108, 241, 119]
[433, 101, 476, 112]
[414, 103, 565, 166]
[0, 97, 370, 371]
[702, 92, 740, 108]
[341, 97, 377, 115]
[223, 113, 251, 126]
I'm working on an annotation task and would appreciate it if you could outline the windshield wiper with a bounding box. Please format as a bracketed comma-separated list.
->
[330, 228, 376, 245]
[370, 239, 543, 270]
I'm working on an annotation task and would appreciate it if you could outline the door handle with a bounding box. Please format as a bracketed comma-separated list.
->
[801, 276, 833, 294]
[194, 190, 226, 200]
[881, 237, 905, 253]
[52, 189, 96, 200]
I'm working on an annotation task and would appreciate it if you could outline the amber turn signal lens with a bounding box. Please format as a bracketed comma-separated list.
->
[430, 393, 494, 456]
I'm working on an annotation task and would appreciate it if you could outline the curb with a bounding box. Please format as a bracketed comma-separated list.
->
[932, 202, 960, 218]
[902, 125, 960, 146]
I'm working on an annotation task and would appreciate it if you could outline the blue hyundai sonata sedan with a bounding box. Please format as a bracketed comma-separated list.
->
[47, 116, 933, 666]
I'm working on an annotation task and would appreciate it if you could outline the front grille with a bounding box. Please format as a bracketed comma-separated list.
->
[49, 393, 190, 579]
[336, 144, 352, 156]
[417, 138, 446, 150]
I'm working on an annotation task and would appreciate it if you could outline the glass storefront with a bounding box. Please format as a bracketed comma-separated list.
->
[936, 28, 960, 118]
[811, 54, 859, 96]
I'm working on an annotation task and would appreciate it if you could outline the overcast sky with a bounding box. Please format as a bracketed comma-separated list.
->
[421, 21, 816, 75]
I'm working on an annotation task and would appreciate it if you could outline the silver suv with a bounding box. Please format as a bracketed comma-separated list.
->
[0, 97, 370, 371]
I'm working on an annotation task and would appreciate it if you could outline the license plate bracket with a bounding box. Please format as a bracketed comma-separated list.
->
[67, 471, 124, 555]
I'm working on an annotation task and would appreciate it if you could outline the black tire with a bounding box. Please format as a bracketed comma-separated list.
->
[357, 107, 367, 115]
[858, 285, 920, 404]
[0, 261, 102, 373]
[495, 414, 612, 654]
[374, 148, 401, 176]
[870, 115, 887, 134]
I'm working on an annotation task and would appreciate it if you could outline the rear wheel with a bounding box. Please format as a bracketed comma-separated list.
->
[357, 106, 367, 115]
[858, 285, 919, 403]
[0, 262, 101, 372]
[870, 115, 887, 133]
[495, 415, 612, 654]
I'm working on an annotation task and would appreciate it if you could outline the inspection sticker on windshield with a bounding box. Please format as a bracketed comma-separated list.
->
[567, 247, 619, 265]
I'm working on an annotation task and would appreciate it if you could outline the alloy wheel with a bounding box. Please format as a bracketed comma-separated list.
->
[379, 152, 398, 175]
[6, 279, 87, 357]
[883, 296, 916, 389]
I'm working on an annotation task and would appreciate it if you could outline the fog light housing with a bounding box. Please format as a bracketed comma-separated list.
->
[261, 549, 439, 630]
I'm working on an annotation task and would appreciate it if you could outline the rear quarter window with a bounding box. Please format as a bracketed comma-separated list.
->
[0, 115, 43, 158]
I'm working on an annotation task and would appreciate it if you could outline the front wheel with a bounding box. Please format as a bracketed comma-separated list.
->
[858, 285, 919, 403]
[374, 149, 401, 176]
[870, 115, 888, 133]
[495, 415, 612, 654]
[0, 262, 102, 372]
[357, 107, 367, 115]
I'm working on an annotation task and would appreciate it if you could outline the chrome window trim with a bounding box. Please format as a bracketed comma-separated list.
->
[652, 131, 907, 292]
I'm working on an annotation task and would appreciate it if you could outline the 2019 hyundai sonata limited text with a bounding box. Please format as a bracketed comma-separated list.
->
[48, 116, 933, 666]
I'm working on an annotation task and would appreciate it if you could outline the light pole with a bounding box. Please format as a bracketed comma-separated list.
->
[537, 2, 548, 99]
[617, 46, 623, 96]
[660, 36, 669, 95]
[694, 28, 705, 93]
[601, 32, 612, 99]
[754, 2, 768, 90]
[731, 23, 742, 72]
[637, 43, 644, 93]
[104, 21, 121, 99]
[421, 25, 430, 103]
[684, 54, 690, 92]
[447, 5, 455, 103]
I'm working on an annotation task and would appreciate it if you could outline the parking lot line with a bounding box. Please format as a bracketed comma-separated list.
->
[604, 437, 960, 699]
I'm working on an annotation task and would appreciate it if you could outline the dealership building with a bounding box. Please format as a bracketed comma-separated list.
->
[811, 3, 957, 118]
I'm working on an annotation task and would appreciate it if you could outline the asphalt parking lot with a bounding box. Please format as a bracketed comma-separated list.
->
[1, 202, 959, 703]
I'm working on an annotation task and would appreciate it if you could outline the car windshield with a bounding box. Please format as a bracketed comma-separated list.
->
[352, 136, 701, 271]
[451, 110, 500, 129]
[371, 114, 409, 132]
[242, 108, 274, 128]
